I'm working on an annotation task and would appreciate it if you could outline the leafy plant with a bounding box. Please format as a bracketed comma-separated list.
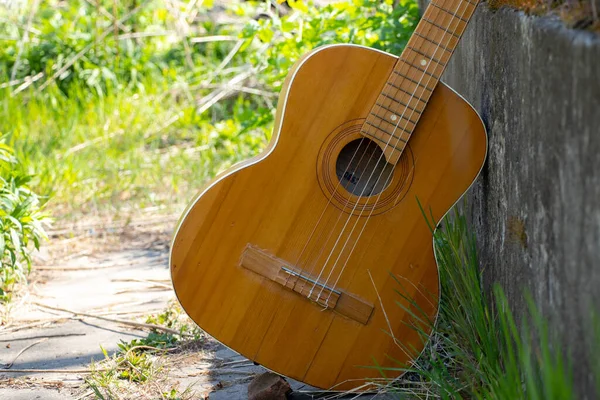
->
[236, 0, 419, 128]
[145, 300, 203, 339]
[0, 141, 48, 302]
[0, 0, 219, 95]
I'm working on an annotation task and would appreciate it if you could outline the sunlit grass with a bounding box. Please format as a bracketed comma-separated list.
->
[1, 82, 268, 220]
[1, 0, 419, 222]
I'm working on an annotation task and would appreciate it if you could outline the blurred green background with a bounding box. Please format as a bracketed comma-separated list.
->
[0, 0, 418, 219]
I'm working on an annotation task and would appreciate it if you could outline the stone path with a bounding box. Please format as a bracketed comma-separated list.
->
[0, 242, 174, 398]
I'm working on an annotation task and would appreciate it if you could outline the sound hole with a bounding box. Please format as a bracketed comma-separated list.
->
[335, 139, 393, 197]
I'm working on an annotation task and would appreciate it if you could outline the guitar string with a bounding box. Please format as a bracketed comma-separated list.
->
[305, 2, 457, 301]
[288, 0, 466, 300]
[292, 128, 397, 298]
[290, 80, 426, 295]
[285, 44, 433, 291]
[281, 46, 428, 287]
[320, 0, 474, 304]
[313, 0, 472, 304]
[282, 133, 375, 288]
[290, 53, 429, 298]
[293, 7, 457, 299]
[306, 30, 443, 302]
[284, 34, 447, 292]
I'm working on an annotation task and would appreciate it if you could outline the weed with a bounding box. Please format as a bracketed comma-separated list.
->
[84, 301, 201, 399]
[145, 300, 203, 340]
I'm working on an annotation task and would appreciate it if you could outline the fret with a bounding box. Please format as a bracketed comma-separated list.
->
[447, 0, 475, 12]
[427, 4, 469, 33]
[405, 40, 452, 67]
[421, 17, 460, 39]
[413, 31, 452, 53]
[382, 86, 431, 111]
[401, 60, 440, 80]
[386, 82, 428, 107]
[379, 94, 424, 117]
[369, 112, 414, 135]
[406, 46, 445, 67]
[365, 121, 408, 142]
[392, 70, 434, 93]
[374, 102, 397, 116]
[381, 92, 428, 115]
[443, 0, 478, 20]
[400, 41, 450, 76]
[361, 128, 405, 149]
[394, 63, 439, 93]
[415, 22, 460, 49]
[374, 101, 419, 124]
[373, 102, 421, 124]
[429, 2, 468, 22]
[402, 54, 445, 79]
[364, 0, 477, 164]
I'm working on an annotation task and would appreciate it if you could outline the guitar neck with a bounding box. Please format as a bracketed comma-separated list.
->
[362, 0, 480, 164]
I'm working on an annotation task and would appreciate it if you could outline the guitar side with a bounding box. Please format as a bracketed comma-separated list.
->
[170, 44, 487, 390]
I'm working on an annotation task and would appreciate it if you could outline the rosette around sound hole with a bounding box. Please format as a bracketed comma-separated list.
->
[317, 120, 415, 216]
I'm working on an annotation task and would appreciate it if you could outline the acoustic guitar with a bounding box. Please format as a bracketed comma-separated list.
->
[170, 0, 486, 391]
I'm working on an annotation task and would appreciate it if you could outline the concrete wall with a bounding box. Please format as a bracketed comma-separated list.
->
[436, 5, 600, 397]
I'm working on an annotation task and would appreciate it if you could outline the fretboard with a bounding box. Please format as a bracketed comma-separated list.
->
[362, 0, 479, 164]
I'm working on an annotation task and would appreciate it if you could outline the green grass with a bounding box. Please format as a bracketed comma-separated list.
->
[376, 206, 592, 399]
[1, 0, 273, 221]
[0, 0, 419, 222]
[2, 82, 266, 219]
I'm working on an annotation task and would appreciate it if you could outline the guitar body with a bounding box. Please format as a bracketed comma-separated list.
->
[170, 44, 487, 390]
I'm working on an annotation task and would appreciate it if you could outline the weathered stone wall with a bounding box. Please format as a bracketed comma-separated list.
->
[433, 5, 600, 396]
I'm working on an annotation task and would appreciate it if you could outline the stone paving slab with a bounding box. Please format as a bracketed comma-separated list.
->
[0, 247, 172, 398]
[0, 387, 76, 399]
[0, 320, 146, 373]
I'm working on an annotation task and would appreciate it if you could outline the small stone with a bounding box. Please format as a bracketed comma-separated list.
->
[248, 372, 292, 400]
